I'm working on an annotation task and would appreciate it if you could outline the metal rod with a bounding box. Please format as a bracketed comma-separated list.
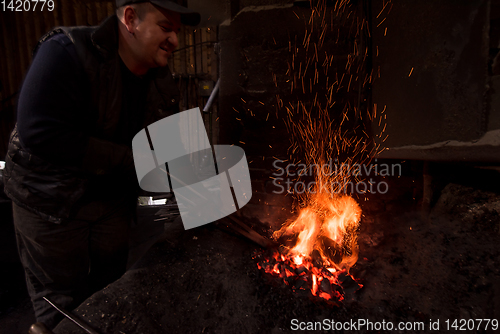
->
[42, 297, 100, 334]
[226, 215, 275, 248]
[203, 78, 220, 113]
[203, 78, 219, 146]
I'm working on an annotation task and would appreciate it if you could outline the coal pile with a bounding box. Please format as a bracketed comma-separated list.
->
[54, 169, 500, 334]
[254, 249, 362, 305]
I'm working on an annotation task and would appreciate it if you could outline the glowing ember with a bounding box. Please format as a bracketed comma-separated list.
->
[255, 245, 362, 303]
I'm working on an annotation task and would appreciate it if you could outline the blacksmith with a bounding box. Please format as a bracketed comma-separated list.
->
[3, 0, 200, 329]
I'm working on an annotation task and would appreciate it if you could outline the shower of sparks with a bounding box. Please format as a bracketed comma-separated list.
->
[257, 0, 392, 301]
[273, 0, 389, 201]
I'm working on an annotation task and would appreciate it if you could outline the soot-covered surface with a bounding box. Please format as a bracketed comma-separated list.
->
[55, 170, 500, 334]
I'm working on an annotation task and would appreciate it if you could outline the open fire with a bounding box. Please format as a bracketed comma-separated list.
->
[255, 191, 363, 302]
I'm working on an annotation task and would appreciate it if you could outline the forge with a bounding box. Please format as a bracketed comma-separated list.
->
[53, 166, 500, 334]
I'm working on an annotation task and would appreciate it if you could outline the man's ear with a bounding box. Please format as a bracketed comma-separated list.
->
[123, 6, 138, 34]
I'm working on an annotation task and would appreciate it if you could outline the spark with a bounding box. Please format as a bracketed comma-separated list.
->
[376, 17, 386, 28]
[376, 0, 391, 19]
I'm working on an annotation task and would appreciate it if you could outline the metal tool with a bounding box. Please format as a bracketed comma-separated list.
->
[43, 297, 100, 334]
[224, 215, 276, 248]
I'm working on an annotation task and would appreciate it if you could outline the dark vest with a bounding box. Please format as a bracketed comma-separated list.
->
[3, 16, 180, 223]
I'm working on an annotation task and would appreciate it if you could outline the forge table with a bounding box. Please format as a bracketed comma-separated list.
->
[54, 223, 276, 334]
[53, 183, 500, 333]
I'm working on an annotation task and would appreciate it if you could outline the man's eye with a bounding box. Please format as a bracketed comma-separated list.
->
[160, 26, 172, 32]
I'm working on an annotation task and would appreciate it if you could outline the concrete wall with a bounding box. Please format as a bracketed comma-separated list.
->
[371, 0, 500, 161]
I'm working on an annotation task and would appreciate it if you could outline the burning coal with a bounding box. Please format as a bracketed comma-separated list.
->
[256, 191, 362, 302]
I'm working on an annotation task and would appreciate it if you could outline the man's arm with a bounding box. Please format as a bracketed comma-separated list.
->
[17, 34, 132, 175]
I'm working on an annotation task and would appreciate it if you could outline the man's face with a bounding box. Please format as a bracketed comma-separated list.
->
[131, 6, 181, 69]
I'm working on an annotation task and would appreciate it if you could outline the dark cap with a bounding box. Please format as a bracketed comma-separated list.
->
[116, 0, 201, 26]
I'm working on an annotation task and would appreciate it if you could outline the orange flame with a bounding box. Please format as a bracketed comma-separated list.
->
[273, 193, 360, 274]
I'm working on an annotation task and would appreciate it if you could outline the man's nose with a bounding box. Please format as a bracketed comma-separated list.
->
[168, 32, 179, 49]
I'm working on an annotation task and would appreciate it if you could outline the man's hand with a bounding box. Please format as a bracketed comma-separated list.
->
[81, 137, 134, 176]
